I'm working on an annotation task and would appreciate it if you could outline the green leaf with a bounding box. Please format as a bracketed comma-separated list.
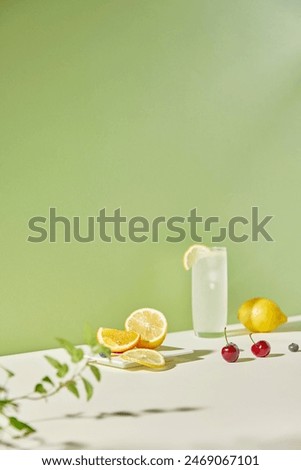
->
[0, 399, 13, 411]
[9, 417, 35, 436]
[88, 364, 101, 382]
[44, 355, 62, 370]
[82, 377, 93, 401]
[0, 386, 7, 393]
[56, 338, 84, 363]
[83, 323, 98, 347]
[0, 365, 15, 378]
[93, 344, 111, 357]
[42, 376, 54, 386]
[34, 383, 47, 394]
[87, 328, 111, 355]
[66, 381, 80, 398]
[56, 364, 69, 378]
[56, 338, 76, 356]
[71, 348, 84, 364]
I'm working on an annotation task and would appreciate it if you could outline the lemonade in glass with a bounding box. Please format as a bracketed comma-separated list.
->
[189, 246, 228, 337]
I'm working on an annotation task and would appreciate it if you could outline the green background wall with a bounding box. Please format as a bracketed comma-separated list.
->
[1, 0, 300, 355]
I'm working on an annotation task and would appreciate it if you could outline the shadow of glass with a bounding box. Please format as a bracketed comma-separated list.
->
[159, 346, 214, 357]
[228, 317, 301, 337]
[172, 349, 214, 365]
[227, 328, 249, 337]
[277, 319, 301, 332]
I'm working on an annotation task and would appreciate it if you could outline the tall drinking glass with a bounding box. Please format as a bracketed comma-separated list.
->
[192, 247, 227, 337]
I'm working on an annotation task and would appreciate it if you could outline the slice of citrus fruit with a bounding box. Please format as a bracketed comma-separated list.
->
[183, 244, 211, 270]
[238, 297, 287, 332]
[125, 308, 167, 349]
[96, 328, 140, 353]
[121, 348, 165, 368]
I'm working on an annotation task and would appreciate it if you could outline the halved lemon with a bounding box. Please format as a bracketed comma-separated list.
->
[125, 308, 167, 349]
[96, 328, 140, 353]
[121, 348, 165, 368]
[183, 244, 211, 270]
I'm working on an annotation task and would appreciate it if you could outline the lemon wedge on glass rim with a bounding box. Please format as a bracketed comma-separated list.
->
[183, 244, 211, 270]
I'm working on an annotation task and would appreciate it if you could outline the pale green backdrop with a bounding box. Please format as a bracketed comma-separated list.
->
[1, 0, 301, 355]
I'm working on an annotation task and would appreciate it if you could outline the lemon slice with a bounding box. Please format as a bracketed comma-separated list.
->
[121, 348, 165, 368]
[96, 328, 140, 353]
[183, 244, 211, 270]
[125, 308, 167, 349]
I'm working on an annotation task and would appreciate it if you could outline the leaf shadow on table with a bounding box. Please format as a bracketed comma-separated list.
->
[0, 435, 61, 451]
[232, 432, 301, 450]
[62, 406, 204, 449]
[32, 406, 205, 425]
[93, 406, 204, 420]
[0, 439, 17, 449]
[28, 406, 205, 450]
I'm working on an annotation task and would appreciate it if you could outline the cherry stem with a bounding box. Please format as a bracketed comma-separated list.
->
[224, 327, 229, 345]
[249, 333, 255, 344]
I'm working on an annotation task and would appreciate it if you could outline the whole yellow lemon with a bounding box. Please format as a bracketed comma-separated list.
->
[238, 297, 287, 332]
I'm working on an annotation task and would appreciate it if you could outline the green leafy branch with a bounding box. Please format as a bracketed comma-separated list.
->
[0, 325, 110, 444]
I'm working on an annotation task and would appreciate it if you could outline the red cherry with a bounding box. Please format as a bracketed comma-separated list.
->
[250, 335, 271, 357]
[222, 343, 240, 362]
[221, 327, 240, 362]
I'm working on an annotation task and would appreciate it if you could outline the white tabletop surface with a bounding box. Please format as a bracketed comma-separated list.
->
[1, 316, 301, 450]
